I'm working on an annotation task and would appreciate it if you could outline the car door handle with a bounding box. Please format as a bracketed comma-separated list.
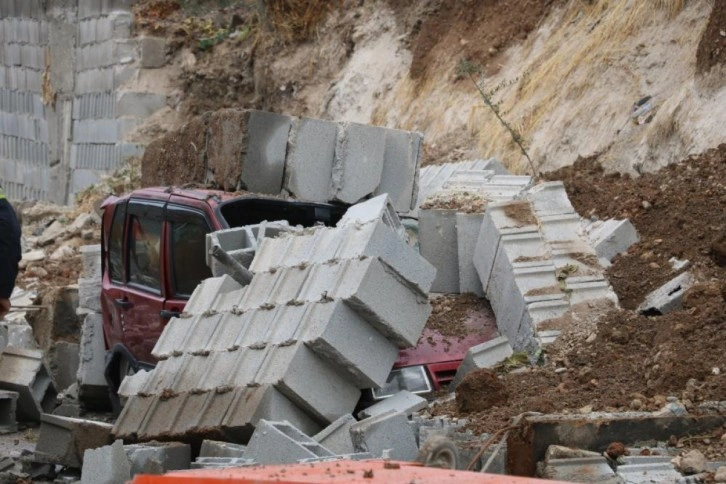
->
[160, 310, 181, 319]
[114, 298, 133, 309]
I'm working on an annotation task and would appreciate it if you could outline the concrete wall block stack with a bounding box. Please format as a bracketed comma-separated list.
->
[78, 0, 104, 20]
[312, 414, 357, 455]
[34, 413, 113, 468]
[456, 212, 486, 295]
[77, 314, 109, 406]
[419, 209, 459, 294]
[72, 118, 120, 144]
[350, 410, 419, 461]
[0, 390, 18, 434]
[284, 117, 338, 202]
[450, 336, 514, 390]
[76, 40, 115, 71]
[245, 419, 335, 465]
[565, 276, 618, 306]
[182, 274, 244, 315]
[537, 213, 583, 244]
[330, 122, 386, 204]
[240, 109, 295, 194]
[72, 92, 115, 119]
[74, 68, 115, 95]
[525, 294, 570, 326]
[0, 347, 56, 421]
[527, 181, 575, 217]
[337, 193, 404, 235]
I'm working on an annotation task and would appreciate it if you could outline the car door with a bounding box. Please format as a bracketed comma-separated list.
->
[101, 199, 128, 351]
[163, 204, 214, 318]
[118, 199, 167, 364]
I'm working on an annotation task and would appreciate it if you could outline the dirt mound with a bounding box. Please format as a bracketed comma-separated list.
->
[696, 0, 726, 74]
[545, 143, 726, 309]
[456, 368, 508, 413]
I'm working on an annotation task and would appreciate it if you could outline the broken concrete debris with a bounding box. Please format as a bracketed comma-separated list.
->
[34, 413, 112, 468]
[0, 347, 56, 421]
[350, 410, 420, 462]
[113, 195, 434, 443]
[357, 389, 428, 420]
[245, 419, 335, 465]
[583, 218, 640, 263]
[638, 271, 695, 315]
[143, 109, 423, 212]
[0, 390, 18, 434]
[450, 336, 514, 390]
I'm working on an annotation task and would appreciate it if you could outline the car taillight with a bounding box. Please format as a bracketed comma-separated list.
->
[371, 365, 432, 400]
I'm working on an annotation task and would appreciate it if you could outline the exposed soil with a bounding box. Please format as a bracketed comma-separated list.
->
[434, 147, 726, 435]
[426, 293, 494, 339]
[456, 368, 508, 413]
[696, 0, 726, 74]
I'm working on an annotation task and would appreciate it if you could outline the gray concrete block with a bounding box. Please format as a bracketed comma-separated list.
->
[81, 440, 132, 484]
[638, 271, 695, 315]
[527, 181, 575, 216]
[5, 323, 38, 349]
[0, 390, 18, 434]
[541, 456, 618, 482]
[78, 0, 103, 19]
[0, 347, 55, 421]
[419, 209, 459, 293]
[357, 390, 428, 420]
[77, 277, 101, 312]
[617, 461, 682, 483]
[74, 68, 114, 94]
[456, 212, 485, 296]
[330, 122, 386, 204]
[587, 219, 640, 262]
[450, 336, 513, 390]
[245, 419, 335, 465]
[350, 411, 419, 461]
[199, 440, 247, 458]
[76, 41, 114, 71]
[192, 457, 256, 469]
[182, 274, 244, 315]
[205, 221, 295, 272]
[80, 244, 102, 279]
[375, 129, 422, 212]
[48, 341, 80, 392]
[312, 414, 356, 455]
[241, 109, 293, 194]
[284, 116, 337, 201]
[116, 91, 166, 118]
[117, 369, 149, 401]
[565, 276, 618, 306]
[77, 313, 109, 406]
[35, 414, 113, 468]
[124, 441, 191, 476]
[72, 119, 120, 144]
[538, 213, 583, 244]
[140, 36, 166, 68]
[338, 194, 404, 237]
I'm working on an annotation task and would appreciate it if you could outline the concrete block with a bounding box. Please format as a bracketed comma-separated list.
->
[350, 411, 419, 461]
[76, 41, 114, 71]
[616, 461, 682, 483]
[527, 181, 575, 216]
[140, 36, 166, 68]
[205, 221, 294, 272]
[77, 277, 101, 312]
[537, 329, 561, 346]
[638, 271, 695, 315]
[117, 369, 149, 400]
[357, 390, 428, 420]
[338, 193, 404, 238]
[541, 456, 618, 482]
[0, 347, 56, 421]
[6, 323, 38, 349]
[116, 91, 166, 118]
[330, 122, 386, 204]
[284, 117, 337, 202]
[182, 274, 244, 315]
[587, 219, 640, 262]
[0, 390, 18, 434]
[419, 209, 459, 293]
[74, 68, 114, 94]
[48, 341, 80, 392]
[34, 414, 113, 468]
[245, 419, 335, 465]
[80, 244, 102, 279]
[312, 414, 356, 455]
[538, 213, 583, 244]
[192, 457, 257, 469]
[565, 276, 618, 306]
[124, 441, 191, 476]
[199, 440, 247, 458]
[77, 314, 110, 407]
[456, 212, 485, 296]
[72, 119, 120, 144]
[374, 129, 422, 212]
[450, 336, 513, 390]
[241, 109, 293, 194]
[81, 440, 132, 484]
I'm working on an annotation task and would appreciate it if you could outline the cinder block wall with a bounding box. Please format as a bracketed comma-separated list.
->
[0, 0, 161, 205]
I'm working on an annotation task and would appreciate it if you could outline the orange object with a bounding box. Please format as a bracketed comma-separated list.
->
[132, 459, 561, 483]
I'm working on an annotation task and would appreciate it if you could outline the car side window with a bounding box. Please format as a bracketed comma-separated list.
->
[108, 202, 126, 283]
[127, 212, 163, 293]
[168, 207, 213, 298]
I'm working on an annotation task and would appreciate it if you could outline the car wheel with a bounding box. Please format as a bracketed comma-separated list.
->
[416, 436, 460, 470]
[109, 353, 136, 415]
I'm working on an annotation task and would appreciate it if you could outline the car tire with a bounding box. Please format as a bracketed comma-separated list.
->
[415, 436, 460, 470]
[109, 353, 136, 415]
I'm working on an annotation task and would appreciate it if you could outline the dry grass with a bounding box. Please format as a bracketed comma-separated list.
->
[266, 0, 333, 42]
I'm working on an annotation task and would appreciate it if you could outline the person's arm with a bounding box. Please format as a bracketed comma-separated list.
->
[0, 207, 21, 319]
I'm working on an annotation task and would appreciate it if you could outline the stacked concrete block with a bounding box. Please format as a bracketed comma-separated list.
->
[205, 220, 297, 276]
[638, 271, 695, 315]
[357, 390, 428, 420]
[313, 414, 357, 455]
[0, 347, 56, 421]
[245, 419, 335, 464]
[114, 197, 434, 444]
[450, 336, 513, 390]
[34, 413, 113, 468]
[0, 390, 18, 434]
[350, 411, 419, 461]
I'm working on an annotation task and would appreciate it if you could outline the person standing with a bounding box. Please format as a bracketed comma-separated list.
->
[0, 185, 21, 320]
